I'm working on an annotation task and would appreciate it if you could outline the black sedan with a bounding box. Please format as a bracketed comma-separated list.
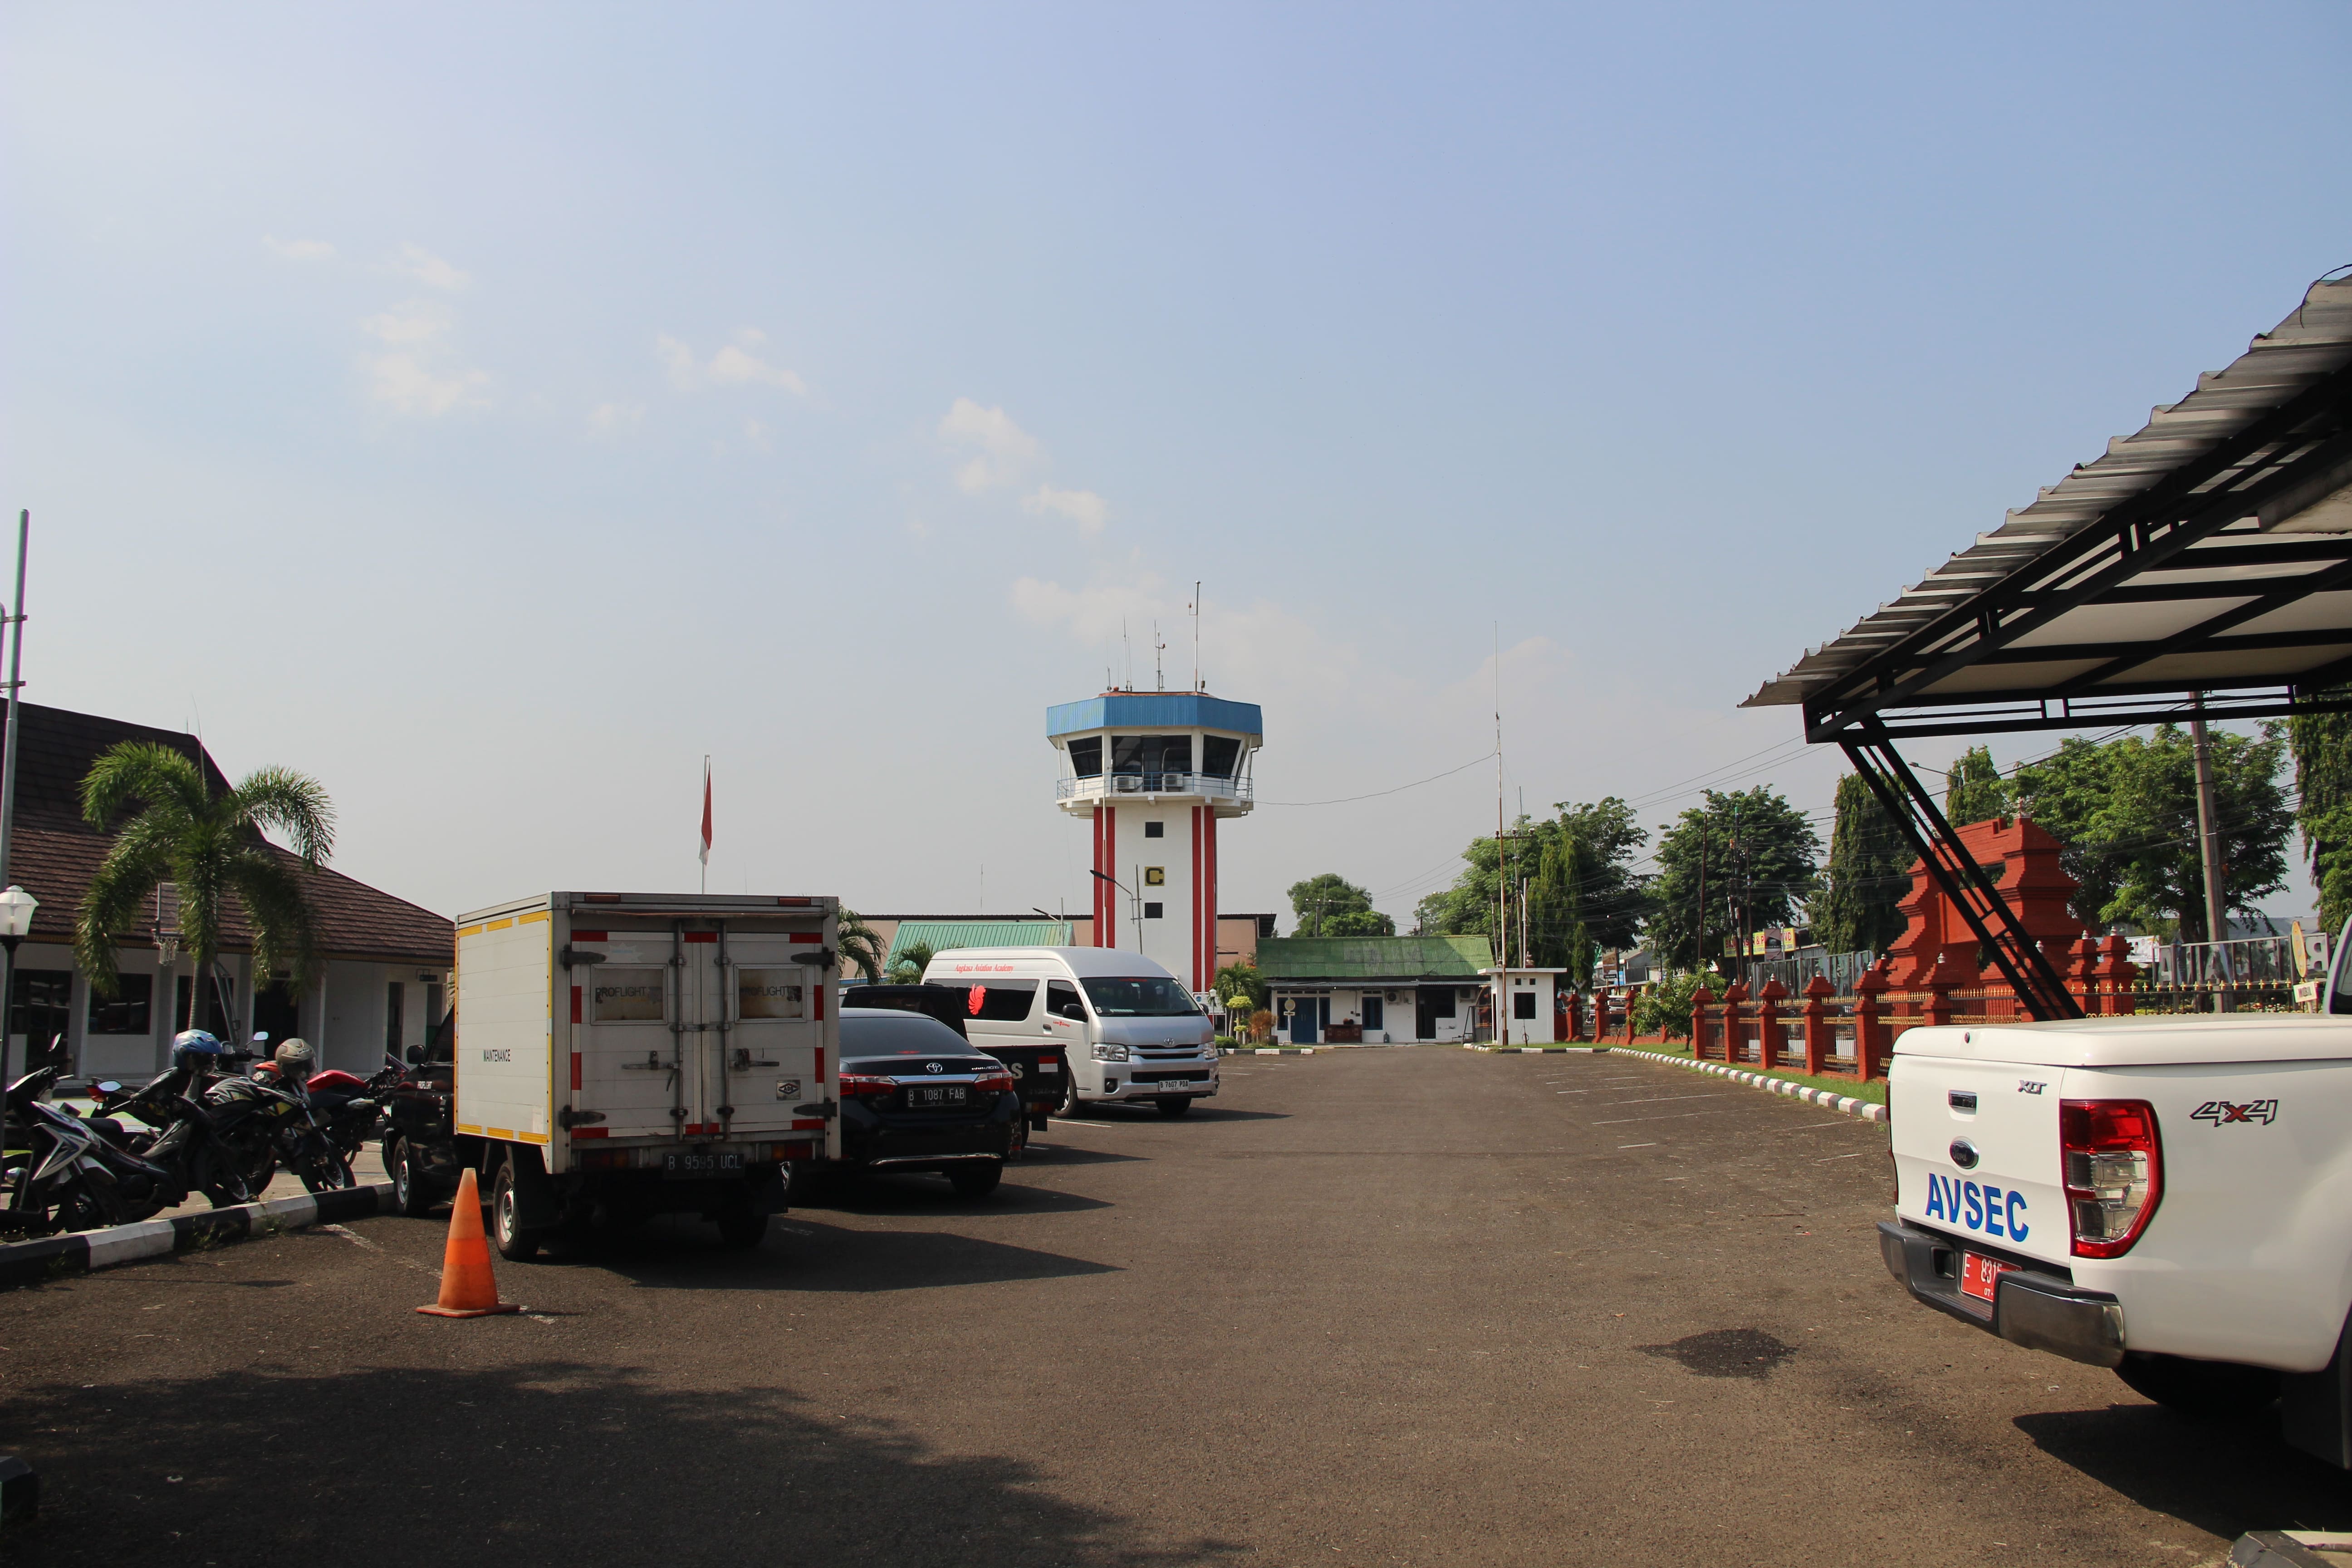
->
[836, 1009, 1020, 1197]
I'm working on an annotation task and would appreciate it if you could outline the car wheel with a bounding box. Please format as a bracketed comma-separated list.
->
[1054, 1069, 1080, 1117]
[389, 1136, 437, 1218]
[1156, 1097, 1194, 1117]
[947, 1161, 1003, 1198]
[490, 1157, 541, 1262]
[2113, 1353, 2281, 1420]
[715, 1204, 769, 1250]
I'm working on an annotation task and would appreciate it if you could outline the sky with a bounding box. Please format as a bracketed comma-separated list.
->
[3, 4, 2348, 929]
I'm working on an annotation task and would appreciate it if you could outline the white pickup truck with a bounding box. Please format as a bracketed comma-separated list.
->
[1879, 923, 2352, 1468]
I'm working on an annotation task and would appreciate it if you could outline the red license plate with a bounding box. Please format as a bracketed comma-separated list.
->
[1960, 1251, 2016, 1303]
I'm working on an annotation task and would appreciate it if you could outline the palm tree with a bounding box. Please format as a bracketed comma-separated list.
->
[888, 941, 936, 985]
[74, 742, 335, 1027]
[835, 906, 885, 984]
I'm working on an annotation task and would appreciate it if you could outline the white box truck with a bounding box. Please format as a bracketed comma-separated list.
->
[445, 892, 842, 1258]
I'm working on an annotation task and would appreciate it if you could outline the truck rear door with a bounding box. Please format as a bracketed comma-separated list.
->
[716, 927, 829, 1143]
[1890, 1039, 2070, 1277]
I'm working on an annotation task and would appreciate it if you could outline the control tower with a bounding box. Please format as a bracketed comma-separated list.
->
[1048, 691, 1262, 990]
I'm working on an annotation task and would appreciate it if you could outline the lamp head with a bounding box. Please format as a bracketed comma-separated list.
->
[0, 884, 36, 940]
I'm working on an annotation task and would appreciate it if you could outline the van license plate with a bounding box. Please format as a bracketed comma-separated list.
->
[1960, 1252, 2015, 1303]
[662, 1150, 745, 1180]
[906, 1086, 967, 1108]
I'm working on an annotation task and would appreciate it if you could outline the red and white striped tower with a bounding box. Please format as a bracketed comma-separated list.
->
[1049, 689, 1261, 993]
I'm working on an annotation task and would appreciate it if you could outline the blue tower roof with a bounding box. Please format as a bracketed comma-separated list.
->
[1045, 693, 1263, 740]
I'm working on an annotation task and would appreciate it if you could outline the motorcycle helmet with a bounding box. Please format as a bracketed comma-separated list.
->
[171, 1030, 225, 1071]
[273, 1037, 317, 1087]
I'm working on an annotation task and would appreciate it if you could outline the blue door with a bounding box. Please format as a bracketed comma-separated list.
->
[1291, 997, 1320, 1043]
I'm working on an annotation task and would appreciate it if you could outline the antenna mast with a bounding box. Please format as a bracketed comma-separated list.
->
[1192, 582, 1203, 691]
[1153, 621, 1166, 691]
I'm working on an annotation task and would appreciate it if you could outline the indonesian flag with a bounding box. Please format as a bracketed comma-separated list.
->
[699, 757, 713, 867]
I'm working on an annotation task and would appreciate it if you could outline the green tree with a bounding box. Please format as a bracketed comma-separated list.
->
[1213, 960, 1267, 1012]
[1812, 773, 1912, 955]
[1944, 745, 2008, 826]
[1642, 787, 1820, 972]
[1631, 969, 1712, 1042]
[1287, 873, 1394, 937]
[835, 906, 885, 984]
[887, 941, 937, 985]
[1415, 798, 1649, 983]
[2011, 725, 2292, 939]
[2289, 696, 2352, 933]
[74, 742, 334, 1014]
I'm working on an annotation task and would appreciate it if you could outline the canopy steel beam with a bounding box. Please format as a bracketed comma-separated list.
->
[1803, 371, 2352, 742]
[1849, 683, 2352, 741]
[1841, 721, 2082, 1021]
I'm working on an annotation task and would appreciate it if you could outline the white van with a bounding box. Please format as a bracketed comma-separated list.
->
[922, 947, 1220, 1117]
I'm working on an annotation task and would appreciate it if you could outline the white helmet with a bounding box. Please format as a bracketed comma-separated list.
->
[273, 1037, 316, 1086]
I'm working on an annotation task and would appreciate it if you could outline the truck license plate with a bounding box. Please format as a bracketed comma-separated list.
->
[906, 1086, 967, 1108]
[1960, 1251, 2015, 1303]
[662, 1149, 745, 1180]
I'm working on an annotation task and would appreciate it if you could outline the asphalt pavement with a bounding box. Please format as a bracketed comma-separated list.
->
[4, 1047, 2347, 1567]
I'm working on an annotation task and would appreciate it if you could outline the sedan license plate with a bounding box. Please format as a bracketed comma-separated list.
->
[1960, 1251, 2016, 1303]
[906, 1086, 968, 1108]
[662, 1149, 745, 1180]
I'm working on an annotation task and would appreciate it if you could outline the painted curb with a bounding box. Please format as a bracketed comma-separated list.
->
[0, 1182, 396, 1290]
[1612, 1047, 1889, 1123]
[1220, 1047, 1318, 1056]
[1463, 1045, 1615, 1054]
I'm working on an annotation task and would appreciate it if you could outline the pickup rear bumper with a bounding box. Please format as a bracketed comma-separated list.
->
[1877, 1220, 2127, 1368]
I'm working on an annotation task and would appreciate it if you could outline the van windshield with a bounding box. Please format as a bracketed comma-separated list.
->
[1081, 977, 1198, 1017]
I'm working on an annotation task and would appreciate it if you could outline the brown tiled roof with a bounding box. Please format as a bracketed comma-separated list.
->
[3, 704, 453, 967]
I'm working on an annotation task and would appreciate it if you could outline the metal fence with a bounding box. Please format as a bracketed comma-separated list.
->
[1736, 947, 1880, 997]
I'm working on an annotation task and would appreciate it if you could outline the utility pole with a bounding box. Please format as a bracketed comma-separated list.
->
[2190, 693, 2233, 1012]
[0, 511, 27, 887]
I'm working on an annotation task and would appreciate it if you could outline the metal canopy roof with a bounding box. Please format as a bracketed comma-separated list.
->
[1747, 274, 2352, 741]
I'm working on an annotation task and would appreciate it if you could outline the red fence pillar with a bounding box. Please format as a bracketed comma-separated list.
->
[1756, 978, 1788, 1071]
[1802, 974, 1833, 1075]
[1925, 952, 1959, 1028]
[1690, 987, 1715, 1058]
[1855, 961, 1890, 1081]
[1722, 981, 1751, 1064]
[2099, 935, 2137, 1016]
[2072, 938, 2102, 1016]
[1590, 990, 1611, 1043]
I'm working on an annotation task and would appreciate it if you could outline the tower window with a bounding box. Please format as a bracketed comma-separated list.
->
[1143, 902, 1164, 919]
[1144, 820, 1164, 838]
[1067, 737, 1102, 778]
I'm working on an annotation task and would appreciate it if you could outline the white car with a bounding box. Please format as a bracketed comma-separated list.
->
[1878, 924, 2352, 1467]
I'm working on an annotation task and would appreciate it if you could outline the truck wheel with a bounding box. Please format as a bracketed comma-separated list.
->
[1054, 1075, 1082, 1117]
[2114, 1352, 2281, 1419]
[387, 1137, 437, 1218]
[1156, 1097, 1194, 1117]
[1006, 1116, 1029, 1162]
[715, 1205, 769, 1250]
[948, 1161, 1003, 1198]
[490, 1158, 542, 1263]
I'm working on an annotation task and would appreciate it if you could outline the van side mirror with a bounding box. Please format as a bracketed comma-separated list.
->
[1058, 1001, 1085, 1020]
[406, 1045, 426, 1065]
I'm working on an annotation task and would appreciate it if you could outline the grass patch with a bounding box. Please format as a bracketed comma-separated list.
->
[1625, 1040, 1887, 1105]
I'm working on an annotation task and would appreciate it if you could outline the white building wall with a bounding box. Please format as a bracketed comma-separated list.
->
[1113, 802, 1197, 982]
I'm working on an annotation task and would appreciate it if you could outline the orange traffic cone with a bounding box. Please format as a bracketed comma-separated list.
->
[415, 1167, 520, 1318]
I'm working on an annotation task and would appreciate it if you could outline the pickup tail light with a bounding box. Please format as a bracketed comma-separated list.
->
[2060, 1098, 2163, 1258]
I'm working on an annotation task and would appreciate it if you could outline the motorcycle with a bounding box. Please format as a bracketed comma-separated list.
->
[0, 1068, 249, 1235]
[295, 1056, 403, 1169]
[209, 1065, 356, 1194]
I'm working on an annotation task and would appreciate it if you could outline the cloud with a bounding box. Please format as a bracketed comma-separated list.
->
[357, 301, 487, 416]
[939, 398, 1040, 493]
[1022, 484, 1108, 534]
[588, 401, 646, 434]
[264, 235, 334, 262]
[743, 416, 772, 452]
[394, 243, 470, 290]
[657, 329, 808, 395]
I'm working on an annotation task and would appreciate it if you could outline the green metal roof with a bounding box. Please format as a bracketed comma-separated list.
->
[1253, 935, 1493, 981]
[884, 919, 1071, 970]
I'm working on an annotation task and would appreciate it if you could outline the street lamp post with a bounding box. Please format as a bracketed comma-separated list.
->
[0, 883, 38, 1097]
